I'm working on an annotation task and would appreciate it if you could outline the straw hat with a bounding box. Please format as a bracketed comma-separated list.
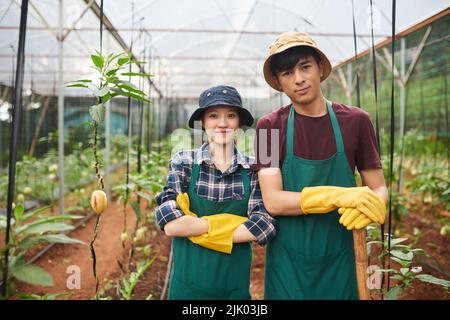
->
[263, 32, 332, 91]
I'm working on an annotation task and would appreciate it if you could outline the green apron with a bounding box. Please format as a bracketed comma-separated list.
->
[264, 100, 358, 300]
[169, 163, 252, 300]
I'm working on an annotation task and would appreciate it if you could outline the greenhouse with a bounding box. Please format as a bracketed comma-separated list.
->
[0, 0, 449, 304]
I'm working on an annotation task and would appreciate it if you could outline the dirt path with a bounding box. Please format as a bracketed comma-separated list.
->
[15, 200, 137, 299]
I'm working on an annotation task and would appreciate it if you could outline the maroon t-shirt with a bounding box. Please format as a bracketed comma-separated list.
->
[251, 102, 382, 173]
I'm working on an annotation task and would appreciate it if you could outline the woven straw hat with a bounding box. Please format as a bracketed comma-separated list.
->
[263, 32, 332, 91]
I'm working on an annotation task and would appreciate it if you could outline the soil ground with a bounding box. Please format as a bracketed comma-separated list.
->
[9, 169, 450, 300]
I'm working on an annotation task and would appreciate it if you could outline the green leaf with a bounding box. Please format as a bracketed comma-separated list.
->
[19, 234, 85, 250]
[416, 274, 450, 287]
[91, 54, 104, 69]
[14, 203, 25, 222]
[11, 263, 53, 286]
[18, 292, 72, 300]
[93, 86, 109, 97]
[151, 182, 163, 193]
[120, 90, 150, 103]
[400, 268, 409, 275]
[391, 244, 409, 249]
[108, 52, 124, 63]
[106, 68, 120, 77]
[67, 83, 88, 88]
[120, 72, 150, 77]
[118, 85, 145, 95]
[391, 238, 408, 245]
[118, 57, 129, 66]
[136, 192, 152, 202]
[390, 257, 409, 267]
[15, 215, 82, 235]
[89, 103, 106, 123]
[391, 250, 414, 261]
[17, 293, 43, 300]
[32, 215, 83, 224]
[22, 205, 59, 221]
[391, 275, 405, 281]
[101, 92, 112, 103]
[377, 268, 398, 273]
[74, 79, 92, 83]
[384, 286, 402, 300]
[17, 222, 74, 236]
[117, 80, 140, 91]
[130, 201, 142, 221]
[145, 293, 153, 300]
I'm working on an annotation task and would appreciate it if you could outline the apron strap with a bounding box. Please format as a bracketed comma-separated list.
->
[326, 100, 345, 154]
[239, 167, 251, 200]
[188, 163, 200, 195]
[286, 100, 345, 156]
[286, 105, 295, 157]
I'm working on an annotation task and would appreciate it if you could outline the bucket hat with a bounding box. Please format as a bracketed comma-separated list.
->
[263, 32, 332, 91]
[188, 85, 254, 128]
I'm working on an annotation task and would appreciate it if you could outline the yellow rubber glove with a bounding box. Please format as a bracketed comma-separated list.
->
[338, 208, 374, 230]
[300, 186, 386, 223]
[191, 214, 248, 254]
[176, 193, 197, 217]
[176, 193, 248, 254]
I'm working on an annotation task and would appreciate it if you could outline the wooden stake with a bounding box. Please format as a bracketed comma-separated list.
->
[353, 229, 370, 300]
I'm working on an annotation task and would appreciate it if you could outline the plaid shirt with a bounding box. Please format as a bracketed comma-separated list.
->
[155, 143, 276, 245]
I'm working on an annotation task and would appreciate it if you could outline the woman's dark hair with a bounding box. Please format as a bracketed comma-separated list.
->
[270, 46, 321, 75]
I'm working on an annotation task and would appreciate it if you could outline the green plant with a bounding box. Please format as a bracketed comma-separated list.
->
[68, 50, 151, 298]
[135, 244, 153, 258]
[0, 204, 84, 297]
[113, 170, 154, 269]
[67, 51, 150, 120]
[97, 258, 155, 300]
[390, 191, 410, 221]
[367, 228, 450, 300]
[116, 258, 156, 300]
[112, 144, 169, 250]
[17, 292, 73, 300]
[406, 163, 450, 209]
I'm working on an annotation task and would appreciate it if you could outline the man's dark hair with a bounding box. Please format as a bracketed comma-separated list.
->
[270, 46, 321, 75]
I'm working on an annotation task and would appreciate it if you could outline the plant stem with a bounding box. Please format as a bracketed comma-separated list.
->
[89, 215, 101, 298]
[93, 120, 104, 190]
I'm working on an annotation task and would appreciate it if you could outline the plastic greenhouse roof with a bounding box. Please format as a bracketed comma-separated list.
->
[0, 0, 448, 98]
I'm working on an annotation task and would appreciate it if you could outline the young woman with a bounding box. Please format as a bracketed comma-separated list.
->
[155, 85, 276, 300]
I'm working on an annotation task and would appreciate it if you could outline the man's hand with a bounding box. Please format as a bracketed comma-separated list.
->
[300, 186, 386, 223]
[338, 207, 375, 230]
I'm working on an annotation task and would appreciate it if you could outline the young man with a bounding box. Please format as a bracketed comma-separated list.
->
[253, 32, 388, 299]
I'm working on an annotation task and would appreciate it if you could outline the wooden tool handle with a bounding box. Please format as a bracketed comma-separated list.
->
[353, 228, 370, 300]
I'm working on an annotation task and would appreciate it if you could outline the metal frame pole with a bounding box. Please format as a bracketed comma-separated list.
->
[57, 0, 64, 215]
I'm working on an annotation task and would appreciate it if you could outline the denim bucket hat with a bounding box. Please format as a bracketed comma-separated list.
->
[188, 85, 254, 128]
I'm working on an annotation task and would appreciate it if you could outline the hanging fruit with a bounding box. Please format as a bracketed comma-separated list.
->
[23, 187, 32, 195]
[90, 190, 108, 215]
[16, 194, 25, 203]
[121, 231, 129, 242]
[49, 164, 58, 173]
